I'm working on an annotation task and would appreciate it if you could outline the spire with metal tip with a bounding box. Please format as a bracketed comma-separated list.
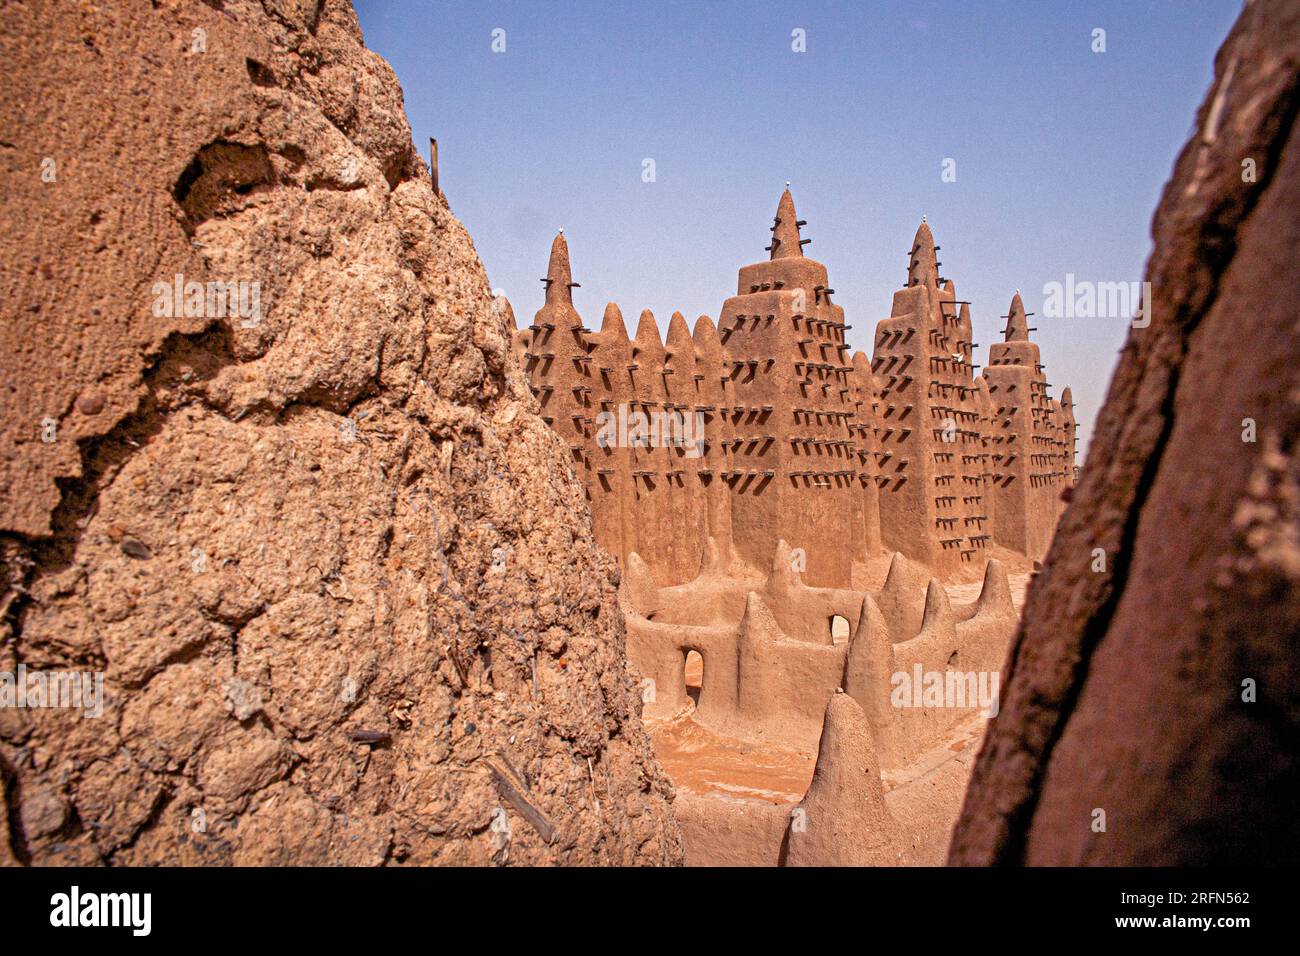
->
[908, 218, 938, 287]
[768, 187, 806, 260]
[542, 230, 578, 305]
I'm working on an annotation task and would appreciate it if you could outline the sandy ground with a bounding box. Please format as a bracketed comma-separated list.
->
[653, 572, 1032, 865]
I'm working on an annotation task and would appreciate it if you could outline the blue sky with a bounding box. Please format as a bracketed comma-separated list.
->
[353, 0, 1242, 456]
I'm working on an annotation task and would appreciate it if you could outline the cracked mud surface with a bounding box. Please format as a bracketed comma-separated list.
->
[0, 0, 682, 866]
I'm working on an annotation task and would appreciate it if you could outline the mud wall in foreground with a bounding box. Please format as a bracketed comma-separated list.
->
[950, 0, 1299, 865]
[0, 0, 681, 866]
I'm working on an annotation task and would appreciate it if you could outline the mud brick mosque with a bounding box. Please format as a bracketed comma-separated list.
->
[514, 188, 1076, 588]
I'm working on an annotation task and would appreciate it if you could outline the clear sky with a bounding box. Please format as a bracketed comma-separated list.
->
[353, 0, 1242, 457]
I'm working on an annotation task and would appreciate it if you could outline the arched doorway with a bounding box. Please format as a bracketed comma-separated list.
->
[830, 615, 850, 645]
[684, 649, 704, 705]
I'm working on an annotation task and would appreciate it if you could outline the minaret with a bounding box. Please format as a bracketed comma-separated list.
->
[525, 230, 592, 493]
[1058, 385, 1078, 505]
[872, 217, 990, 575]
[1060, 385, 1077, 468]
[982, 290, 1063, 561]
[716, 187, 862, 587]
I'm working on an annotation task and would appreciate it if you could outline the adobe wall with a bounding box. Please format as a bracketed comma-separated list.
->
[623, 540, 1017, 760]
